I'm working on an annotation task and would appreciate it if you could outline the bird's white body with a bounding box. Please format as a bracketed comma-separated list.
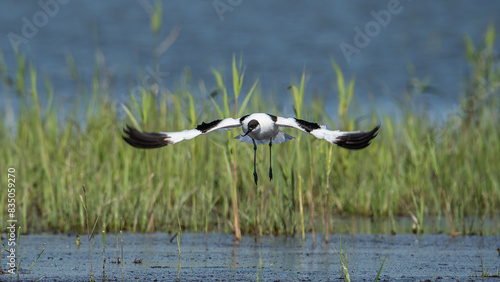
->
[241, 113, 276, 141]
[237, 113, 294, 145]
[123, 112, 379, 184]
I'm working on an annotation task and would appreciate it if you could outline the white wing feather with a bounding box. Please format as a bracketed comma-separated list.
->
[123, 118, 242, 148]
[275, 116, 379, 148]
[159, 117, 242, 144]
[275, 117, 346, 144]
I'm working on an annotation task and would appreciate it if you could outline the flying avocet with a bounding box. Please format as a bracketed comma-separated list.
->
[123, 113, 380, 184]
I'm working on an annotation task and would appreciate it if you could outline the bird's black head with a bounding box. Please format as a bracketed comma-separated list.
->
[243, 119, 259, 136]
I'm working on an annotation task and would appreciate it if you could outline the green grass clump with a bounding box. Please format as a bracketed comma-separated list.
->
[0, 27, 498, 236]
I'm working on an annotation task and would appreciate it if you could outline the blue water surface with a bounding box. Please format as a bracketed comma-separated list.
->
[1, 1, 499, 119]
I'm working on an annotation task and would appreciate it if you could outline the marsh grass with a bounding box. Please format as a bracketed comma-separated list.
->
[375, 254, 387, 281]
[79, 185, 95, 282]
[336, 237, 386, 281]
[472, 257, 500, 278]
[335, 236, 350, 282]
[16, 226, 21, 278]
[0, 27, 499, 236]
[120, 223, 124, 280]
[102, 229, 106, 280]
[27, 244, 45, 274]
[176, 213, 182, 280]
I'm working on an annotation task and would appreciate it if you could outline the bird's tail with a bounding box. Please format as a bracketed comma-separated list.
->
[122, 125, 172, 149]
[333, 125, 380, 149]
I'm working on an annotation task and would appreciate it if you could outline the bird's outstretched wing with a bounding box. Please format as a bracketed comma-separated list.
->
[123, 118, 241, 149]
[275, 117, 380, 149]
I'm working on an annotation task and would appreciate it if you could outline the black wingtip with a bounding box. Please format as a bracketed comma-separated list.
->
[122, 125, 172, 149]
[334, 125, 380, 150]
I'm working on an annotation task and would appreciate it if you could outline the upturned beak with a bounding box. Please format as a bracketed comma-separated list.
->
[243, 128, 252, 137]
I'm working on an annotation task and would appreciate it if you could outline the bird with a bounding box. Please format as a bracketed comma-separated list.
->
[122, 113, 380, 185]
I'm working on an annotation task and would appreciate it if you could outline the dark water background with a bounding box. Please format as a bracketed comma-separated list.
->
[1, 1, 500, 119]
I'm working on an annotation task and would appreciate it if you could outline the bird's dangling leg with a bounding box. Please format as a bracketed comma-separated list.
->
[252, 139, 258, 185]
[269, 139, 273, 181]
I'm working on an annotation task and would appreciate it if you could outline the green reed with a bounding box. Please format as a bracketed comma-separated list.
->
[0, 27, 498, 236]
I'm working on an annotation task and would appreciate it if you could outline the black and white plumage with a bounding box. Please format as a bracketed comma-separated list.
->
[123, 113, 380, 184]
